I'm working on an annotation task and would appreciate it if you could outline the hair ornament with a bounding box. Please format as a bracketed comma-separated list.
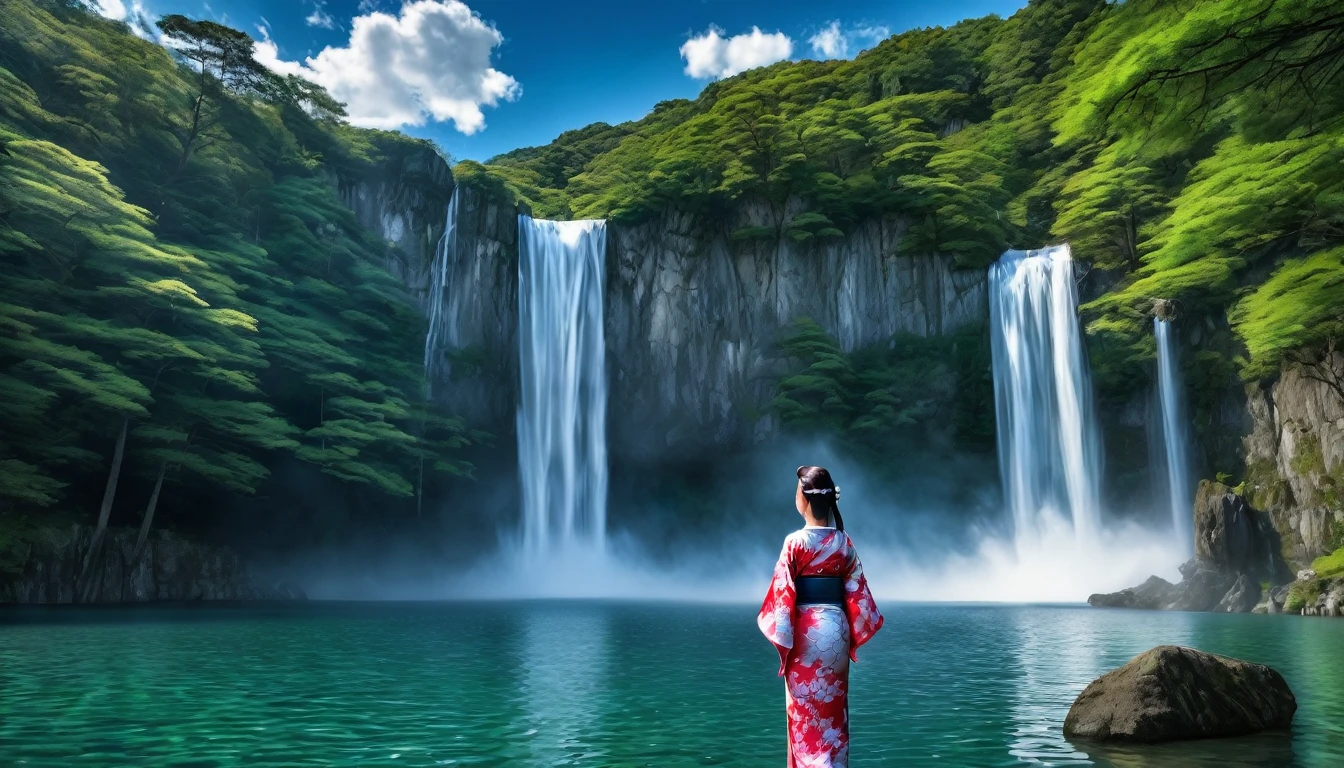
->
[803, 488, 833, 495]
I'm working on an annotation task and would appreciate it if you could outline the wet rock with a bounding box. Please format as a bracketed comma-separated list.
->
[1213, 574, 1261, 613]
[1088, 576, 1175, 610]
[1165, 559, 1239, 612]
[1064, 645, 1296, 743]
[1194, 482, 1292, 585]
[1092, 485, 1292, 614]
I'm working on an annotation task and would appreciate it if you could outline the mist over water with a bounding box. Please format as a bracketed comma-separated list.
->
[313, 239, 1184, 604]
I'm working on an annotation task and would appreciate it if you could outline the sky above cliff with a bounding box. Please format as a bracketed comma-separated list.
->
[97, 0, 1029, 161]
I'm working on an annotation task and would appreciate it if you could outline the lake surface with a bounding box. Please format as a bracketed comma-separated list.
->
[1, 602, 1341, 767]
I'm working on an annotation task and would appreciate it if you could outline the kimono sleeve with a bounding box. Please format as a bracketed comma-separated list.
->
[756, 535, 799, 676]
[843, 537, 884, 663]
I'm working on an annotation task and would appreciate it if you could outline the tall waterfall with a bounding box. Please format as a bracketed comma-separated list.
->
[517, 216, 609, 554]
[1154, 318, 1194, 553]
[423, 187, 460, 392]
[989, 244, 1103, 542]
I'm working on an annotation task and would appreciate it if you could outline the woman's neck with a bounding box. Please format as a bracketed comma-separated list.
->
[803, 512, 831, 527]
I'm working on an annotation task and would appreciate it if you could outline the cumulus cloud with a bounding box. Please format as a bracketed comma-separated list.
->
[809, 21, 891, 60]
[809, 21, 847, 59]
[305, 1, 336, 30]
[680, 26, 793, 79]
[254, 0, 519, 134]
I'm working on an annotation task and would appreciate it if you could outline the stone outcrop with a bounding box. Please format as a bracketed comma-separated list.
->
[1089, 482, 1291, 612]
[0, 525, 303, 603]
[1063, 645, 1296, 743]
[1194, 481, 1293, 584]
[1243, 358, 1344, 567]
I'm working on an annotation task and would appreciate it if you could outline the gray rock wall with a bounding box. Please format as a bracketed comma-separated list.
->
[606, 199, 985, 460]
[335, 159, 989, 460]
[1244, 358, 1344, 564]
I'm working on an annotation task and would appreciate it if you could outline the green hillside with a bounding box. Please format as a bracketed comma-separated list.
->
[0, 0, 476, 550]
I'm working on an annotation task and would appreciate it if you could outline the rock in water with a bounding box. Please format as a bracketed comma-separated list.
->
[1064, 646, 1296, 743]
[1087, 576, 1175, 609]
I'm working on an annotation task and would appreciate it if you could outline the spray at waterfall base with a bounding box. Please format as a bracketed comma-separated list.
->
[440, 231, 1189, 603]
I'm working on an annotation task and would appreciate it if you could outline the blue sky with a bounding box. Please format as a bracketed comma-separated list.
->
[107, 0, 1029, 161]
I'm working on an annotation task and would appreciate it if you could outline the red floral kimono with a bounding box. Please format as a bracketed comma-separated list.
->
[757, 526, 884, 768]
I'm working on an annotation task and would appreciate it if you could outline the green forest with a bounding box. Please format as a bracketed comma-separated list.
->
[475, 0, 1344, 463]
[0, 0, 478, 563]
[2, 0, 1343, 568]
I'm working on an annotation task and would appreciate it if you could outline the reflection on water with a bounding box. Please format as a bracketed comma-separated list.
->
[519, 604, 610, 764]
[0, 603, 1341, 767]
[1009, 608, 1102, 765]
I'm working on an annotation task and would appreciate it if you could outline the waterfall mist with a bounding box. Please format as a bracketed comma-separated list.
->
[516, 216, 609, 556]
[1155, 318, 1194, 554]
[294, 241, 1183, 603]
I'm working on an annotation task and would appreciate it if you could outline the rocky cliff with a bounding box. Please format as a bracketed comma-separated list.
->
[606, 199, 986, 460]
[1, 525, 302, 603]
[350, 171, 990, 460]
[1243, 357, 1344, 566]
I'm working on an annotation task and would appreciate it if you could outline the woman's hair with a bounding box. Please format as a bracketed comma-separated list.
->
[797, 465, 844, 532]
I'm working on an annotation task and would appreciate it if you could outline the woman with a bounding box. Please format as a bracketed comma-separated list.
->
[757, 465, 883, 768]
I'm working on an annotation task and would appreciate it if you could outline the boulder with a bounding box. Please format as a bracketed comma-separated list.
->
[1064, 646, 1296, 743]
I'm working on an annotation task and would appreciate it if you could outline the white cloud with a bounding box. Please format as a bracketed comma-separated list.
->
[809, 21, 847, 59]
[95, 0, 127, 19]
[305, 1, 336, 30]
[808, 21, 891, 60]
[254, 0, 519, 134]
[93, 0, 157, 40]
[680, 26, 793, 79]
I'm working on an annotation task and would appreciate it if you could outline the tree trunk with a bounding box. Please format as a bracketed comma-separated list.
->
[132, 460, 168, 564]
[81, 417, 128, 581]
[416, 455, 425, 519]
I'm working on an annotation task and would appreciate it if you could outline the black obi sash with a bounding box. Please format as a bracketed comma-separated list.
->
[796, 576, 844, 605]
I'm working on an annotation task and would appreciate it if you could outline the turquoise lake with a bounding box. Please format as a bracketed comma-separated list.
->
[1, 602, 1341, 767]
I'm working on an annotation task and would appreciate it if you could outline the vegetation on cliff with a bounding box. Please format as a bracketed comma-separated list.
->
[475, 0, 1344, 420]
[0, 0, 473, 549]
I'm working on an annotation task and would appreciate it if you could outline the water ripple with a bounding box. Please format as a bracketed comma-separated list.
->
[0, 603, 1340, 767]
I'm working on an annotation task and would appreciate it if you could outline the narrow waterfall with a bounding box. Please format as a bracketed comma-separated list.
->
[423, 187, 460, 392]
[517, 216, 609, 554]
[1154, 318, 1194, 553]
[989, 244, 1103, 542]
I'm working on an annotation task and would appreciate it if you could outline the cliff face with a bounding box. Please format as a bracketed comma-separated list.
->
[1244, 358, 1344, 565]
[336, 162, 988, 460]
[606, 199, 986, 461]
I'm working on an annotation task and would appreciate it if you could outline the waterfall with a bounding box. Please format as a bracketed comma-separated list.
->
[1154, 318, 1194, 553]
[423, 187, 460, 392]
[517, 215, 608, 554]
[989, 244, 1103, 542]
